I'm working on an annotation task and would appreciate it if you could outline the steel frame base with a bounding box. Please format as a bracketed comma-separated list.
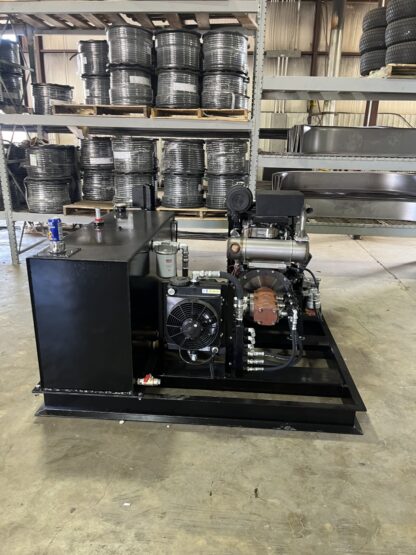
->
[33, 316, 366, 434]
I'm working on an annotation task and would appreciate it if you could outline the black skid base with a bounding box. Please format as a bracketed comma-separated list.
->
[33, 316, 366, 435]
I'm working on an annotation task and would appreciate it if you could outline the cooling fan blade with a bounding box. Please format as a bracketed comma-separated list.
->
[166, 299, 220, 351]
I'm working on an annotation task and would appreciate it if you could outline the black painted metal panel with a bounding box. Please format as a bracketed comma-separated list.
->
[28, 258, 133, 392]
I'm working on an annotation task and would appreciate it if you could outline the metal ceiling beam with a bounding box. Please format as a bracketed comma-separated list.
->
[0, 1, 259, 15]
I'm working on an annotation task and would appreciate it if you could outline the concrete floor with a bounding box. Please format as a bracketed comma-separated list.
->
[1, 229, 416, 554]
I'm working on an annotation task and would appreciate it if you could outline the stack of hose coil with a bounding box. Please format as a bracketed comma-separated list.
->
[112, 136, 156, 205]
[107, 26, 153, 106]
[32, 83, 73, 115]
[0, 40, 24, 111]
[78, 40, 110, 105]
[161, 139, 204, 207]
[205, 139, 248, 209]
[156, 30, 201, 108]
[202, 30, 248, 109]
[24, 145, 75, 213]
[80, 137, 114, 201]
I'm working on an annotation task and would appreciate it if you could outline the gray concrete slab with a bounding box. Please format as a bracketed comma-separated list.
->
[0, 231, 416, 554]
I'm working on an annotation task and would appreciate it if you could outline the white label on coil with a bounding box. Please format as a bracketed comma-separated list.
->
[85, 89, 90, 96]
[154, 39, 158, 48]
[89, 157, 113, 164]
[83, 55, 87, 65]
[129, 75, 151, 85]
[113, 151, 130, 160]
[29, 154, 37, 167]
[174, 83, 197, 93]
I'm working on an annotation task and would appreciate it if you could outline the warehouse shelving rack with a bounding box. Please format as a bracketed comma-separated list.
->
[0, 0, 267, 263]
[2, 1, 416, 263]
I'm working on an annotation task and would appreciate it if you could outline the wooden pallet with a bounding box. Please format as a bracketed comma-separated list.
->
[157, 206, 227, 219]
[63, 200, 114, 216]
[369, 63, 416, 79]
[151, 107, 249, 121]
[52, 103, 151, 117]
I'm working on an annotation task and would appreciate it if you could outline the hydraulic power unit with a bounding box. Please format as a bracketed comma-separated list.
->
[27, 192, 365, 433]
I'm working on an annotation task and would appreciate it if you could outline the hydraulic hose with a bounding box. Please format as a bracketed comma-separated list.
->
[219, 271, 244, 299]
[258, 332, 299, 372]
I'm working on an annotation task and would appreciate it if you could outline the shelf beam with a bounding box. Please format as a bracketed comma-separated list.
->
[258, 153, 416, 172]
[0, 1, 259, 15]
[0, 113, 252, 137]
[262, 76, 416, 101]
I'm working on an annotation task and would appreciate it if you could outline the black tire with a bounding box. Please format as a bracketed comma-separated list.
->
[362, 7, 387, 31]
[386, 41, 416, 63]
[386, 17, 416, 47]
[386, 0, 416, 23]
[359, 28, 386, 54]
[360, 49, 386, 76]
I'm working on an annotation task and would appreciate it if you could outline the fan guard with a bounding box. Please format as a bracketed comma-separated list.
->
[166, 299, 220, 350]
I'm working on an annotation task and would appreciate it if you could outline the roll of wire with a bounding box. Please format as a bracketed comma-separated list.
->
[112, 136, 156, 173]
[206, 174, 248, 209]
[82, 169, 114, 201]
[113, 173, 154, 206]
[83, 75, 110, 105]
[78, 40, 108, 76]
[107, 26, 153, 68]
[203, 30, 248, 74]
[156, 69, 199, 108]
[25, 145, 74, 179]
[201, 72, 248, 109]
[162, 174, 203, 208]
[162, 139, 204, 175]
[0, 73, 23, 107]
[32, 83, 73, 115]
[109, 66, 153, 106]
[206, 139, 248, 175]
[0, 40, 22, 74]
[156, 30, 201, 70]
[80, 137, 113, 169]
[25, 178, 72, 213]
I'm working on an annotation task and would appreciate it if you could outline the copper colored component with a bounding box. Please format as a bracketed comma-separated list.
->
[252, 287, 279, 326]
[230, 242, 241, 254]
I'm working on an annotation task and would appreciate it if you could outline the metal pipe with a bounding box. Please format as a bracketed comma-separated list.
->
[322, 0, 345, 126]
[227, 238, 309, 264]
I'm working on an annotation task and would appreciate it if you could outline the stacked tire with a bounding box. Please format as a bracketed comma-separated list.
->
[359, 7, 387, 75]
[385, 0, 416, 65]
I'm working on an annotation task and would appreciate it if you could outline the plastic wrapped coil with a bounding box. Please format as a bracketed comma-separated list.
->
[201, 72, 248, 109]
[112, 136, 156, 173]
[80, 137, 113, 169]
[156, 69, 199, 108]
[155, 29, 201, 70]
[113, 172, 155, 206]
[206, 139, 248, 175]
[25, 145, 74, 179]
[82, 169, 114, 201]
[83, 75, 110, 105]
[25, 177, 72, 213]
[203, 30, 248, 74]
[107, 26, 153, 68]
[109, 66, 153, 106]
[0, 40, 22, 75]
[206, 174, 248, 209]
[78, 40, 109, 76]
[162, 139, 204, 175]
[32, 83, 73, 115]
[0, 74, 23, 107]
[162, 174, 204, 208]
